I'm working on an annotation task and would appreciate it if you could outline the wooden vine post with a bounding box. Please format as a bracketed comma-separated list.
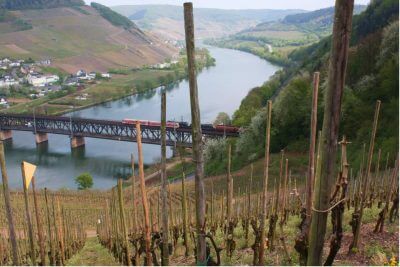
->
[350, 100, 381, 250]
[183, 2, 206, 264]
[130, 154, 138, 234]
[257, 100, 272, 265]
[32, 176, 46, 266]
[295, 71, 319, 264]
[307, 0, 354, 264]
[179, 147, 190, 256]
[0, 141, 19, 265]
[226, 144, 233, 225]
[136, 122, 152, 265]
[117, 179, 131, 265]
[160, 90, 170, 265]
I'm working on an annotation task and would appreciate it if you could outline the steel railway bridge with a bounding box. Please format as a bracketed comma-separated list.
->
[0, 114, 239, 148]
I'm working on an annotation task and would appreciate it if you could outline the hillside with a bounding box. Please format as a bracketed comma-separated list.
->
[0, 4, 177, 73]
[111, 5, 305, 40]
[210, 0, 398, 174]
[206, 5, 366, 65]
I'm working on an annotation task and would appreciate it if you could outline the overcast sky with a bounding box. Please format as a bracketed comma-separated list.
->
[84, 0, 370, 10]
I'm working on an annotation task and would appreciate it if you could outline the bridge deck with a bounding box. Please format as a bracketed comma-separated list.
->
[0, 114, 239, 147]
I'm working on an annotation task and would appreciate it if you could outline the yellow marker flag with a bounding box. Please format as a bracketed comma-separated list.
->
[22, 161, 37, 190]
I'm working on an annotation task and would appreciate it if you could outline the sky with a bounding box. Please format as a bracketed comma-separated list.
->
[84, 0, 371, 10]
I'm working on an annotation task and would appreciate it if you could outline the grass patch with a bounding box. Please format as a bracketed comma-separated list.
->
[66, 237, 120, 266]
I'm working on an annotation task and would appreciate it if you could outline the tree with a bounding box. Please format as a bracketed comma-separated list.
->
[75, 173, 93, 190]
[213, 112, 231, 126]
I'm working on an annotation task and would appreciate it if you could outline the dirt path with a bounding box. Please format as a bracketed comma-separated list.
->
[66, 237, 120, 266]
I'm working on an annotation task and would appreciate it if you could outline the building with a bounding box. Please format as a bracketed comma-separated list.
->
[0, 77, 19, 88]
[27, 73, 59, 87]
[101, 73, 111, 78]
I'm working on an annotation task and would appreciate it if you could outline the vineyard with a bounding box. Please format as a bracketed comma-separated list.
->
[0, 0, 399, 266]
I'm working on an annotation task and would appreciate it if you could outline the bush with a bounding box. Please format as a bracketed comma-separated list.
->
[75, 172, 93, 190]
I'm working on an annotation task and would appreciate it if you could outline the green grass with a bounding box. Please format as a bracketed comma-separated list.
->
[66, 237, 120, 266]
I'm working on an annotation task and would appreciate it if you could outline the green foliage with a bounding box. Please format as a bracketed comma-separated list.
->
[209, 0, 399, 174]
[2, 0, 84, 10]
[204, 138, 229, 175]
[75, 172, 93, 190]
[91, 2, 134, 29]
[12, 18, 32, 31]
[213, 112, 231, 126]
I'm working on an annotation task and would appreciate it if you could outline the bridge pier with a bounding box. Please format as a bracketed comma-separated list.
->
[70, 136, 85, 148]
[0, 130, 12, 141]
[35, 132, 48, 144]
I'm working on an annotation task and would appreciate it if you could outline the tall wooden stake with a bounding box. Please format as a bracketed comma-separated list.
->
[184, 2, 206, 264]
[178, 147, 190, 256]
[32, 177, 46, 266]
[131, 154, 138, 234]
[295, 71, 319, 264]
[226, 144, 233, 224]
[307, 0, 354, 265]
[0, 141, 19, 265]
[136, 123, 152, 265]
[258, 100, 272, 265]
[350, 100, 381, 250]
[118, 179, 131, 265]
[160, 91, 170, 265]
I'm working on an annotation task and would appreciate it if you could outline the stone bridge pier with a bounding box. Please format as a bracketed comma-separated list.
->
[35, 132, 48, 144]
[70, 136, 85, 148]
[0, 130, 12, 141]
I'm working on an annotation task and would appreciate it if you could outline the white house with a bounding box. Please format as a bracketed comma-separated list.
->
[0, 98, 8, 105]
[101, 73, 111, 78]
[0, 78, 19, 88]
[27, 73, 59, 87]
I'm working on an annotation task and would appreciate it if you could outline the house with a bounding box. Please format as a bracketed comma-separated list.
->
[27, 73, 59, 87]
[0, 77, 19, 88]
[76, 70, 86, 77]
[0, 98, 8, 105]
[101, 73, 111, 78]
[65, 77, 80, 86]
[9, 62, 21, 68]
[37, 59, 51, 66]
[88, 72, 96, 79]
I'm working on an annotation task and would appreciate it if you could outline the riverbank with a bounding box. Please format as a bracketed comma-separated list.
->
[1, 48, 215, 116]
[204, 38, 297, 66]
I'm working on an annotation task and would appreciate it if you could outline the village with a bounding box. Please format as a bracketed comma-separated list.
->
[0, 57, 112, 108]
[0, 57, 184, 109]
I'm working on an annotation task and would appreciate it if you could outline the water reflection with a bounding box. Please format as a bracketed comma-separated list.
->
[4, 46, 279, 189]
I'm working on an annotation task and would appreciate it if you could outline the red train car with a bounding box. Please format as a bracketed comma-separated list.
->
[215, 124, 239, 133]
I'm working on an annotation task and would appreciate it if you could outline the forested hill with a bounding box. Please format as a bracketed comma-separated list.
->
[206, 0, 398, 175]
[0, 0, 84, 10]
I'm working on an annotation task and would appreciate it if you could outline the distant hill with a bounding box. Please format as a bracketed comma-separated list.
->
[1, 0, 85, 10]
[111, 5, 305, 40]
[0, 4, 176, 73]
[206, 5, 367, 66]
[244, 5, 367, 39]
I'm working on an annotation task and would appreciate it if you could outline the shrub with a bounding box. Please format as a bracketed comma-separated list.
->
[75, 172, 93, 190]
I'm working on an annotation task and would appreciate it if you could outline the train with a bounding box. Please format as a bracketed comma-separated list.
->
[122, 119, 240, 134]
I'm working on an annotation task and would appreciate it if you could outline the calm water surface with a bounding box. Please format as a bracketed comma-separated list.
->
[4, 46, 279, 189]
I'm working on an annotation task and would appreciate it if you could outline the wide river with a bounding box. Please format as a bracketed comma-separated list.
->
[4, 46, 279, 189]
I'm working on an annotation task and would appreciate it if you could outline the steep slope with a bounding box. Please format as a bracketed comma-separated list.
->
[207, 0, 398, 172]
[0, 4, 177, 73]
[112, 5, 305, 40]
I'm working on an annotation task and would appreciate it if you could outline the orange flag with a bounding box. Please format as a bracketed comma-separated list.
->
[22, 161, 37, 190]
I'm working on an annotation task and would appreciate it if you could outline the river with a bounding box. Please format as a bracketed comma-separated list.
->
[4, 46, 279, 189]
